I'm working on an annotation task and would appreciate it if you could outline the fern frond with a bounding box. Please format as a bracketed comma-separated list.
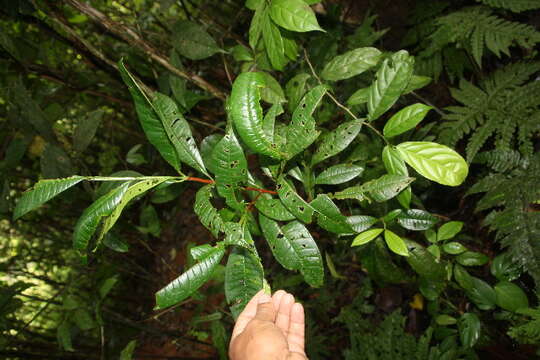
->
[477, 0, 540, 13]
[508, 308, 540, 344]
[474, 149, 525, 172]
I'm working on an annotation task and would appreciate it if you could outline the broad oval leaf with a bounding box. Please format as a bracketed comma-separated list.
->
[367, 50, 414, 121]
[262, 10, 288, 71]
[467, 277, 496, 310]
[406, 241, 445, 280]
[321, 47, 382, 81]
[459, 313, 481, 348]
[156, 244, 225, 309]
[118, 60, 180, 171]
[315, 164, 364, 185]
[438, 221, 464, 241]
[230, 72, 284, 159]
[491, 253, 521, 282]
[346, 215, 378, 233]
[384, 229, 409, 256]
[454, 264, 473, 291]
[255, 196, 296, 221]
[269, 0, 323, 32]
[436, 315, 457, 326]
[456, 251, 489, 266]
[172, 20, 222, 60]
[403, 75, 432, 94]
[351, 228, 383, 246]
[14, 176, 85, 220]
[285, 73, 311, 112]
[346, 87, 370, 106]
[396, 142, 469, 186]
[334, 174, 414, 202]
[194, 184, 225, 237]
[494, 281, 529, 312]
[382, 145, 411, 208]
[276, 176, 315, 223]
[396, 209, 438, 231]
[383, 103, 432, 138]
[442, 242, 467, 255]
[310, 194, 354, 234]
[225, 247, 264, 319]
[311, 119, 362, 165]
[152, 93, 208, 176]
[260, 72, 286, 104]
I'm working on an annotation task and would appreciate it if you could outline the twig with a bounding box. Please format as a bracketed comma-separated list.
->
[185, 177, 278, 195]
[411, 91, 446, 117]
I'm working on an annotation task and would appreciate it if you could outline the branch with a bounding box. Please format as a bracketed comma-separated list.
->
[63, 0, 227, 100]
[185, 177, 278, 195]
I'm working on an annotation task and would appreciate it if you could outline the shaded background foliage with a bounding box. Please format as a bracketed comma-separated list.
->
[0, 0, 539, 359]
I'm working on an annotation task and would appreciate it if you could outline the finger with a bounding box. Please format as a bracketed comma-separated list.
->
[253, 293, 275, 322]
[276, 293, 294, 335]
[287, 302, 306, 356]
[231, 290, 265, 340]
[272, 290, 287, 311]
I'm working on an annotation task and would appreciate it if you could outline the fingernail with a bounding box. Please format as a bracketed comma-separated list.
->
[258, 294, 271, 303]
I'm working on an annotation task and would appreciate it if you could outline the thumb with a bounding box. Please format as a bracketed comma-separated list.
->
[254, 293, 275, 322]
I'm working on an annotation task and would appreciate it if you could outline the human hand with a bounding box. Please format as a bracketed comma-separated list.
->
[229, 290, 308, 360]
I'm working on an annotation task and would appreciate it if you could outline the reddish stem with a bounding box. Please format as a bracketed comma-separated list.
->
[185, 177, 277, 195]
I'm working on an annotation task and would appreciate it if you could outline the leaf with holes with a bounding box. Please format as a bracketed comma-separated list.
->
[396, 142, 468, 186]
[156, 244, 225, 309]
[276, 176, 315, 223]
[194, 185, 225, 237]
[153, 93, 208, 176]
[396, 209, 438, 231]
[382, 146, 411, 208]
[384, 229, 409, 256]
[230, 72, 284, 159]
[367, 50, 414, 121]
[118, 60, 180, 171]
[223, 222, 256, 252]
[334, 174, 414, 202]
[259, 214, 301, 270]
[255, 196, 296, 221]
[172, 20, 223, 60]
[321, 47, 382, 81]
[315, 164, 364, 185]
[284, 85, 327, 159]
[212, 129, 248, 210]
[269, 0, 323, 32]
[285, 73, 311, 112]
[14, 176, 85, 220]
[310, 194, 354, 234]
[311, 119, 362, 165]
[225, 247, 264, 319]
[383, 103, 432, 138]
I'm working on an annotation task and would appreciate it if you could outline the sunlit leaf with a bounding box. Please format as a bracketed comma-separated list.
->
[315, 164, 364, 185]
[269, 0, 323, 32]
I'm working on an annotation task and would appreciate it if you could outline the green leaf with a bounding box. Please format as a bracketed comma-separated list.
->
[260, 72, 286, 104]
[229, 72, 284, 159]
[490, 253, 521, 282]
[212, 129, 248, 210]
[194, 184, 225, 237]
[284, 85, 327, 159]
[367, 50, 414, 121]
[384, 229, 409, 256]
[494, 281, 529, 312]
[73, 109, 104, 152]
[249, 0, 266, 49]
[231, 44, 253, 62]
[172, 20, 222, 60]
[311, 119, 362, 165]
[260, 214, 301, 270]
[120, 340, 137, 360]
[152, 93, 208, 176]
[406, 241, 446, 280]
[459, 313, 481, 348]
[269, 0, 323, 32]
[156, 244, 225, 309]
[321, 47, 382, 81]
[442, 242, 467, 255]
[245, 0, 263, 11]
[427, 244, 440, 259]
[263, 103, 283, 140]
[382, 145, 411, 208]
[40, 144, 74, 179]
[351, 228, 383, 246]
[200, 134, 223, 174]
[383, 103, 432, 138]
[438, 221, 464, 241]
[403, 75, 432, 94]
[334, 174, 414, 202]
[346, 215, 378, 233]
[396, 142, 469, 187]
[73, 309, 95, 330]
[310, 194, 354, 234]
[396, 209, 438, 231]
[467, 277, 497, 310]
[315, 164, 364, 185]
[285, 73, 311, 112]
[255, 196, 295, 221]
[225, 247, 264, 319]
[73, 182, 130, 258]
[456, 251, 489, 266]
[57, 321, 74, 352]
[276, 176, 315, 223]
[118, 60, 180, 171]
[436, 314, 457, 326]
[454, 264, 473, 291]
[346, 87, 370, 106]
[103, 233, 129, 253]
[13, 176, 85, 220]
[262, 10, 288, 70]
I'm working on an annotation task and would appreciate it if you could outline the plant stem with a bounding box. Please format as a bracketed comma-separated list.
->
[185, 177, 277, 195]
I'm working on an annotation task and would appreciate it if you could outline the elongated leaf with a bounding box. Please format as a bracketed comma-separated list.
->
[459, 313, 481, 348]
[255, 196, 296, 221]
[406, 241, 446, 280]
[152, 93, 208, 176]
[347, 87, 370, 106]
[494, 281, 529, 312]
[262, 10, 288, 71]
[396, 142, 468, 186]
[259, 214, 301, 270]
[156, 244, 225, 309]
[284, 85, 327, 159]
[118, 60, 179, 171]
[212, 129, 247, 210]
[396, 209, 438, 231]
[249, 0, 266, 49]
[383, 103, 432, 138]
[194, 184, 224, 237]
[334, 174, 414, 202]
[315, 164, 364, 185]
[321, 47, 382, 81]
[73, 182, 130, 258]
[263, 103, 283, 140]
[230, 72, 284, 159]
[40, 144, 74, 179]
[172, 20, 222, 60]
[346, 215, 378, 233]
[223, 222, 256, 252]
[276, 176, 315, 223]
[382, 146, 411, 208]
[260, 72, 286, 104]
[351, 228, 383, 246]
[384, 229, 409, 256]
[269, 0, 323, 32]
[467, 277, 496, 310]
[311, 120, 362, 165]
[285, 73, 311, 112]
[403, 75, 432, 94]
[225, 247, 264, 318]
[438, 221, 464, 241]
[310, 195, 354, 234]
[14, 176, 85, 220]
[73, 109, 104, 152]
[367, 50, 414, 121]
[442, 242, 467, 255]
[200, 134, 223, 174]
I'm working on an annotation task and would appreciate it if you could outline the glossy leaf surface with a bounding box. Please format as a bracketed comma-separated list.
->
[194, 185, 224, 237]
[384, 229, 409, 256]
[383, 103, 432, 138]
[351, 228, 383, 246]
[396, 209, 438, 231]
[255, 196, 296, 221]
[334, 174, 414, 202]
[382, 145, 411, 208]
[315, 164, 364, 185]
[276, 176, 315, 223]
[321, 47, 382, 81]
[311, 120, 362, 165]
[310, 194, 354, 234]
[269, 0, 323, 32]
